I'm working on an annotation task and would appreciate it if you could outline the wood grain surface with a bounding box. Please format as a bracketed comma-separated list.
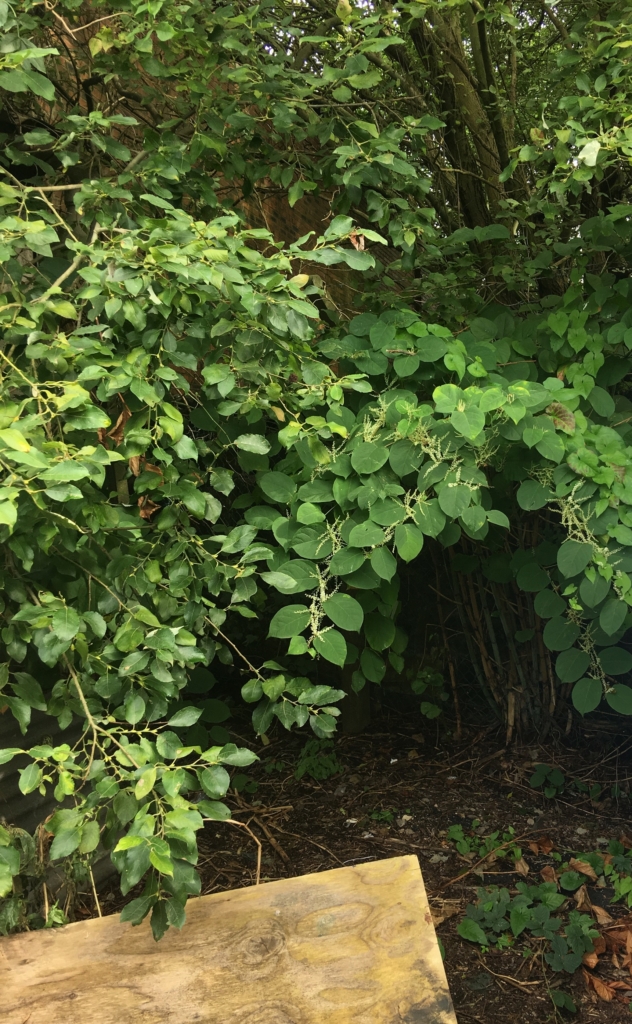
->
[1, 854, 456, 1024]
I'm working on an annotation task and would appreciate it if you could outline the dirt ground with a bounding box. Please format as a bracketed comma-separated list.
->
[96, 705, 632, 1024]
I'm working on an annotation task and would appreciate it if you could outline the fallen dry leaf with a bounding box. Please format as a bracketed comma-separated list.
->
[593, 934, 606, 956]
[108, 398, 131, 444]
[138, 496, 160, 519]
[528, 842, 539, 856]
[621, 833, 632, 849]
[531, 835, 554, 855]
[514, 856, 530, 877]
[613, 952, 621, 968]
[569, 857, 598, 881]
[430, 902, 460, 928]
[540, 865, 558, 884]
[592, 904, 614, 926]
[583, 951, 599, 969]
[574, 884, 593, 912]
[583, 969, 614, 1002]
[605, 930, 630, 952]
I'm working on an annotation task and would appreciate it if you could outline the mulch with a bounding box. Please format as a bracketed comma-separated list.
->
[93, 706, 632, 1023]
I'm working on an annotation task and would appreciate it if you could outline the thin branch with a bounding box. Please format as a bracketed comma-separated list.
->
[44, 4, 118, 37]
[89, 864, 103, 917]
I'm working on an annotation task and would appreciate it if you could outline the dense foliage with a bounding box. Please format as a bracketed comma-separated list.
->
[2, 0, 632, 936]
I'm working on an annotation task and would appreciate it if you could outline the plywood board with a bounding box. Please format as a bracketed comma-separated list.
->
[1, 854, 456, 1024]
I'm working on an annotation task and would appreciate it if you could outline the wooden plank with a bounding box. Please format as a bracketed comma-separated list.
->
[1, 854, 456, 1024]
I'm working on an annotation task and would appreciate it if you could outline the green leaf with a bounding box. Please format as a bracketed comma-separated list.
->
[543, 617, 580, 652]
[606, 683, 632, 715]
[389, 440, 424, 477]
[579, 574, 610, 608]
[322, 593, 364, 632]
[18, 762, 42, 795]
[168, 706, 203, 727]
[535, 433, 565, 463]
[199, 765, 230, 799]
[259, 472, 297, 503]
[599, 598, 627, 636]
[451, 405, 484, 439]
[0, 748, 23, 765]
[268, 604, 311, 638]
[370, 546, 398, 581]
[510, 904, 532, 937]
[262, 674, 286, 700]
[241, 679, 263, 703]
[79, 820, 101, 854]
[598, 646, 632, 675]
[329, 548, 365, 575]
[588, 386, 615, 418]
[360, 648, 386, 683]
[557, 540, 593, 578]
[486, 510, 509, 529]
[572, 678, 602, 715]
[348, 521, 385, 548]
[198, 800, 231, 820]
[516, 480, 553, 510]
[156, 731, 183, 760]
[534, 589, 566, 619]
[149, 847, 174, 876]
[120, 893, 156, 925]
[313, 629, 347, 667]
[555, 648, 590, 683]
[51, 606, 82, 641]
[516, 563, 550, 592]
[234, 433, 271, 454]
[134, 766, 157, 800]
[438, 484, 470, 518]
[413, 499, 446, 537]
[124, 691, 146, 725]
[394, 524, 424, 561]
[350, 442, 389, 475]
[119, 651, 150, 676]
[219, 744, 258, 766]
[364, 613, 396, 651]
[460, 505, 487, 536]
[296, 502, 325, 525]
[50, 828, 82, 860]
[457, 918, 487, 945]
[0, 501, 17, 528]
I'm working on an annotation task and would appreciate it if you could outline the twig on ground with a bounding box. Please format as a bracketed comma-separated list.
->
[227, 819, 262, 885]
